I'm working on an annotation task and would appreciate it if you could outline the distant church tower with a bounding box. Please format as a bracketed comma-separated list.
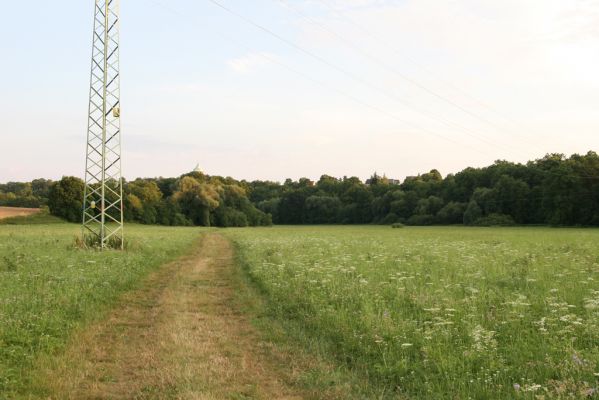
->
[193, 164, 203, 173]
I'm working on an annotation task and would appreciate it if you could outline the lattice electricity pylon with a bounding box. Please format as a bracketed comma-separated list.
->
[82, 0, 123, 249]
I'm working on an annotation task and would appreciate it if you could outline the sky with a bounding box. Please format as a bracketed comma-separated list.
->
[1, 0, 598, 183]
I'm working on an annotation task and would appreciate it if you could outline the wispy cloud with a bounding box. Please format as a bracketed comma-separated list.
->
[227, 52, 276, 73]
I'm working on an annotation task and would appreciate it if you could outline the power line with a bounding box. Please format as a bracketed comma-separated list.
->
[314, 0, 546, 153]
[314, 0, 517, 127]
[145, 0, 496, 152]
[276, 0, 508, 134]
[204, 0, 518, 153]
[274, 0, 532, 154]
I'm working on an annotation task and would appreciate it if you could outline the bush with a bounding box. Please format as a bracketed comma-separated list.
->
[380, 213, 399, 225]
[215, 207, 249, 227]
[391, 222, 405, 229]
[406, 214, 435, 226]
[473, 213, 516, 227]
[74, 234, 126, 250]
[261, 213, 273, 227]
[172, 213, 192, 226]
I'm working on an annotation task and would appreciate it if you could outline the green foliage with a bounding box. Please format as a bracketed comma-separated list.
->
[47, 177, 84, 223]
[244, 151, 599, 227]
[213, 207, 249, 227]
[473, 213, 516, 227]
[304, 195, 342, 224]
[380, 213, 399, 225]
[0, 181, 47, 208]
[7, 173, 270, 228]
[228, 226, 599, 399]
[436, 201, 467, 224]
[278, 190, 309, 224]
[4, 151, 599, 227]
[463, 200, 483, 226]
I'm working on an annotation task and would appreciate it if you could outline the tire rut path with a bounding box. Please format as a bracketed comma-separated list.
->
[40, 233, 306, 400]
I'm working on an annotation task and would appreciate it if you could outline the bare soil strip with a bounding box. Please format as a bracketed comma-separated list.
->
[37, 234, 314, 400]
[0, 207, 40, 220]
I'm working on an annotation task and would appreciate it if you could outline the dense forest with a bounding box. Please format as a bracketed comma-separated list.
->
[2, 152, 599, 227]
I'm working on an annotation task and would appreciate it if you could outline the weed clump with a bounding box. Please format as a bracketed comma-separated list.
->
[74, 234, 137, 251]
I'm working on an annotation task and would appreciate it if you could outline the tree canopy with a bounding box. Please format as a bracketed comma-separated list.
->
[2, 151, 598, 227]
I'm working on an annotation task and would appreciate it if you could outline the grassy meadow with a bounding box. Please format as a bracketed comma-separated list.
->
[2, 221, 599, 399]
[227, 226, 599, 399]
[0, 223, 202, 396]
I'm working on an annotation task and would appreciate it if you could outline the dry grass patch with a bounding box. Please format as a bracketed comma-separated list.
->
[0, 207, 40, 220]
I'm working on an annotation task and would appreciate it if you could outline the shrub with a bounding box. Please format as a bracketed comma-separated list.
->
[380, 213, 399, 225]
[215, 207, 249, 227]
[473, 213, 515, 227]
[261, 213, 273, 227]
[172, 213, 192, 226]
[406, 214, 435, 226]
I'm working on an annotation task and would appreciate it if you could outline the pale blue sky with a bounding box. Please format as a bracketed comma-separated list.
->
[1, 0, 598, 182]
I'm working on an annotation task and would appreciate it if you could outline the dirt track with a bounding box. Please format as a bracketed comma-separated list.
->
[36, 233, 316, 400]
[0, 207, 40, 220]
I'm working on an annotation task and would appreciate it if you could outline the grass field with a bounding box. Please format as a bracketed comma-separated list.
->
[0, 223, 202, 396]
[227, 226, 599, 399]
[2, 223, 599, 399]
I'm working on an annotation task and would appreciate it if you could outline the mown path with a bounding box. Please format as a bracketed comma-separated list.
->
[37, 234, 309, 400]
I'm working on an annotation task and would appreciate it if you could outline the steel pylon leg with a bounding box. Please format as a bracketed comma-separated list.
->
[82, 0, 123, 249]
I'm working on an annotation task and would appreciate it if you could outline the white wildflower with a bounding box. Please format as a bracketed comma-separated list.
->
[523, 383, 542, 392]
[471, 325, 497, 352]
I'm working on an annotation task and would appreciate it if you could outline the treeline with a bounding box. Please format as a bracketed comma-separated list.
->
[248, 152, 599, 226]
[2, 152, 598, 226]
[1, 172, 271, 227]
[0, 179, 52, 208]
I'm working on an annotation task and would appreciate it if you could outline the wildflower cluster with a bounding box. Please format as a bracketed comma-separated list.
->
[228, 226, 599, 399]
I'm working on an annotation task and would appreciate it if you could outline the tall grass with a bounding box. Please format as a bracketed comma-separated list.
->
[0, 223, 202, 396]
[227, 226, 599, 399]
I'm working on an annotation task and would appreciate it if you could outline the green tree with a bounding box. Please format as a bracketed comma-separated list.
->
[463, 200, 483, 226]
[305, 195, 342, 224]
[48, 177, 84, 222]
[173, 176, 221, 226]
[437, 202, 467, 224]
